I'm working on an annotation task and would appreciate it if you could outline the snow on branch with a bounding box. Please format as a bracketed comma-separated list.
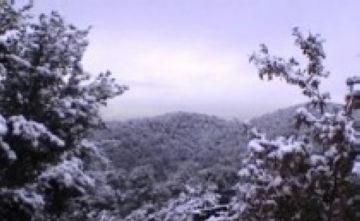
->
[38, 156, 95, 195]
[9, 115, 65, 148]
[295, 107, 349, 144]
[250, 28, 330, 113]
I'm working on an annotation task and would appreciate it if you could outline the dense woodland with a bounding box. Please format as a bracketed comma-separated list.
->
[92, 112, 247, 220]
[90, 107, 333, 220]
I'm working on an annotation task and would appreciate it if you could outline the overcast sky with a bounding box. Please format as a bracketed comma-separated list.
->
[32, 0, 360, 120]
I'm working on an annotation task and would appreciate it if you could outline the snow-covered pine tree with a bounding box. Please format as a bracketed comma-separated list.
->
[238, 28, 360, 221]
[0, 1, 127, 220]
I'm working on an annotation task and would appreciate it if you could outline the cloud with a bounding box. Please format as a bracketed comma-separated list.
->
[31, 0, 358, 120]
[84, 34, 243, 86]
[84, 34, 307, 120]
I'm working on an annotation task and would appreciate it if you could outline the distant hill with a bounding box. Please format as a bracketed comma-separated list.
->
[94, 104, 343, 169]
[94, 112, 248, 170]
[250, 103, 343, 138]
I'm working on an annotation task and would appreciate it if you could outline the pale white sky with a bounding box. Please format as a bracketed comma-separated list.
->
[32, 0, 360, 120]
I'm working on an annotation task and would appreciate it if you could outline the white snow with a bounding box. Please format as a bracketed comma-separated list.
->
[352, 161, 360, 176]
[9, 115, 65, 148]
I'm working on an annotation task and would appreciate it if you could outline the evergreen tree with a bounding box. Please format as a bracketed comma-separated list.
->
[239, 28, 360, 221]
[0, 1, 127, 220]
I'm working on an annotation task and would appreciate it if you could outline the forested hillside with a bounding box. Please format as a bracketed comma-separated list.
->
[91, 104, 345, 220]
[95, 112, 247, 169]
[92, 112, 248, 220]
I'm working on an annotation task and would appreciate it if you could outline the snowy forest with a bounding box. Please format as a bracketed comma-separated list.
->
[2, 1, 360, 221]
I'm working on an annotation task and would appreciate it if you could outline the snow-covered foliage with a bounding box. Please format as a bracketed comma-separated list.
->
[250, 27, 330, 113]
[90, 112, 246, 220]
[0, 1, 126, 220]
[240, 28, 360, 221]
[120, 184, 227, 221]
[0, 0, 31, 35]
